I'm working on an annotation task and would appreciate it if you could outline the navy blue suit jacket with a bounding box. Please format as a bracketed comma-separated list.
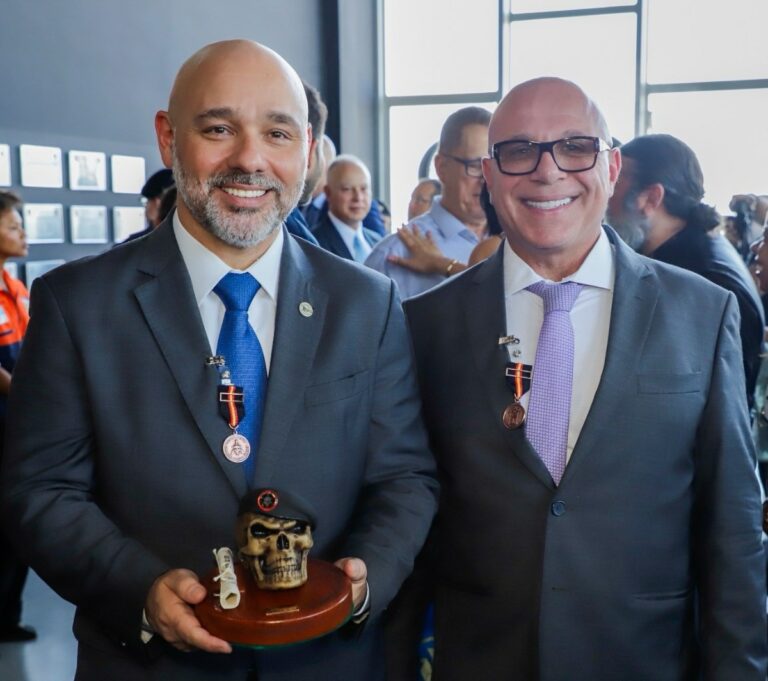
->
[312, 213, 381, 261]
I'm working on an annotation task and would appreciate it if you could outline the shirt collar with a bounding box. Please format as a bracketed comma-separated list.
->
[328, 211, 363, 237]
[503, 226, 615, 295]
[173, 210, 283, 306]
[430, 199, 478, 242]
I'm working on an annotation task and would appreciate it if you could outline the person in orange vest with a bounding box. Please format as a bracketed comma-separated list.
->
[0, 190, 34, 642]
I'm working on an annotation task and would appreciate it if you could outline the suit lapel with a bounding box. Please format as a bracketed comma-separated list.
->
[562, 228, 659, 483]
[465, 249, 555, 487]
[132, 223, 247, 499]
[320, 217, 353, 259]
[253, 234, 328, 484]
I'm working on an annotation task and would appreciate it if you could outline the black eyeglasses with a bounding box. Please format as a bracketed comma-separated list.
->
[443, 154, 484, 178]
[491, 136, 612, 176]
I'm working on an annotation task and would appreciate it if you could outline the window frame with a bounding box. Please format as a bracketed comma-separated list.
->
[378, 0, 768, 219]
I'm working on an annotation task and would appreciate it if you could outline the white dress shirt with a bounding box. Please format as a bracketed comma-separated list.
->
[328, 212, 371, 261]
[173, 212, 282, 373]
[503, 228, 615, 462]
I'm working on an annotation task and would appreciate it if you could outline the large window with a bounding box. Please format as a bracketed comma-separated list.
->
[380, 0, 768, 227]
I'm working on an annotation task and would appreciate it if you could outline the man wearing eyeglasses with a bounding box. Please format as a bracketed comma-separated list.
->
[365, 107, 490, 299]
[388, 77, 767, 680]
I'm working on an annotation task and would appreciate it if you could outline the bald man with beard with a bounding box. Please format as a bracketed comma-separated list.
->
[0, 40, 437, 681]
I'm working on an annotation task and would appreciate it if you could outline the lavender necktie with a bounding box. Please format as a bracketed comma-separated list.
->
[525, 281, 582, 485]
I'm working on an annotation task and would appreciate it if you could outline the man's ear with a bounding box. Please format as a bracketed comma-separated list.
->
[434, 153, 448, 184]
[307, 136, 319, 172]
[637, 183, 665, 215]
[155, 111, 175, 168]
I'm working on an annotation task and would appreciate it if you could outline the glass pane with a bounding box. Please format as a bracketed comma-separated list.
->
[647, 0, 768, 83]
[388, 102, 496, 228]
[509, 13, 636, 143]
[647, 90, 768, 215]
[384, 0, 499, 96]
[513, 0, 634, 11]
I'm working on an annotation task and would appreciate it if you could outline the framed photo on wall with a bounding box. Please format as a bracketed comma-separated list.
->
[0, 144, 10, 187]
[68, 150, 107, 191]
[23, 203, 65, 244]
[70, 205, 108, 243]
[19, 144, 63, 188]
[112, 206, 145, 242]
[111, 155, 146, 194]
[25, 259, 66, 287]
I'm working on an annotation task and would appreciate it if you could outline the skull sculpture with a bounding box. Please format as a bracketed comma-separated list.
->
[236, 489, 315, 590]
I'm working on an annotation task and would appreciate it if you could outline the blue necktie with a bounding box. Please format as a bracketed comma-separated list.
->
[214, 272, 267, 484]
[352, 232, 368, 263]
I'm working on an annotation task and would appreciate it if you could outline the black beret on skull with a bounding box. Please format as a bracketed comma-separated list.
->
[238, 488, 317, 529]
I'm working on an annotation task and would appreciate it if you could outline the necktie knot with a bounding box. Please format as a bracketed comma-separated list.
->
[527, 281, 582, 313]
[214, 272, 261, 312]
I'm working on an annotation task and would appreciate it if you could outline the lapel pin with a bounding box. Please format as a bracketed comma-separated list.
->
[498, 335, 520, 346]
[299, 301, 314, 318]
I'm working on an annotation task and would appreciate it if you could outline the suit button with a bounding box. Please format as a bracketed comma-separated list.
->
[551, 500, 566, 516]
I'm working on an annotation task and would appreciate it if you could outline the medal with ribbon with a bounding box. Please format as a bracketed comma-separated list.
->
[217, 367, 251, 463]
[502, 361, 533, 430]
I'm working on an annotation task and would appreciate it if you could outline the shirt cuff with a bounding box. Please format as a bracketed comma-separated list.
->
[351, 582, 370, 623]
[140, 609, 155, 644]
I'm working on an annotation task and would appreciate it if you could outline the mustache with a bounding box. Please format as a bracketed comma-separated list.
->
[207, 172, 284, 192]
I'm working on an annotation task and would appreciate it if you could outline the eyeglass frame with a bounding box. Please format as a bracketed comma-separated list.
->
[441, 153, 485, 178]
[490, 136, 613, 176]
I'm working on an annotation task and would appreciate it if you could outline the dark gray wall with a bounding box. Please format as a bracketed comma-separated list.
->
[337, 0, 378, 175]
[0, 0, 329, 279]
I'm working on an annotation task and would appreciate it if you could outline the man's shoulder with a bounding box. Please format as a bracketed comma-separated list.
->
[39, 233, 149, 292]
[637, 248, 733, 300]
[291, 233, 394, 297]
[404, 252, 492, 314]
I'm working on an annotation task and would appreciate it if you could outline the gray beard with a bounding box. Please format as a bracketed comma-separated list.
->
[607, 194, 651, 253]
[172, 151, 302, 249]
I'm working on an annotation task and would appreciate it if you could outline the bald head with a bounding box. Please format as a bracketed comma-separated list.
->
[481, 76, 620, 280]
[325, 155, 372, 227]
[154, 40, 310, 266]
[490, 77, 610, 148]
[167, 40, 307, 126]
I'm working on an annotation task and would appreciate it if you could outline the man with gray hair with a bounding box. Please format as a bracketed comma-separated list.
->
[366, 106, 491, 298]
[313, 154, 382, 261]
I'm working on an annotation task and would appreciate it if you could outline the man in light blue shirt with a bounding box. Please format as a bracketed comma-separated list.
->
[365, 107, 491, 299]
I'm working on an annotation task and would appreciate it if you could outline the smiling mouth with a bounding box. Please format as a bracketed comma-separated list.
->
[222, 187, 268, 199]
[524, 197, 573, 210]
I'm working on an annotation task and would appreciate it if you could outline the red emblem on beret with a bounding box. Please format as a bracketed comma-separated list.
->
[256, 489, 279, 513]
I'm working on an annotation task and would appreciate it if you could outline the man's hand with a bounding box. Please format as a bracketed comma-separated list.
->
[334, 557, 368, 609]
[145, 568, 232, 654]
[387, 225, 455, 274]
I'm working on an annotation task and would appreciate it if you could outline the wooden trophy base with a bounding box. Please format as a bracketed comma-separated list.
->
[195, 559, 353, 648]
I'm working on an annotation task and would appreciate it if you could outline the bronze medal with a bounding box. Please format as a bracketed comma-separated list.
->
[502, 402, 526, 430]
[223, 433, 251, 463]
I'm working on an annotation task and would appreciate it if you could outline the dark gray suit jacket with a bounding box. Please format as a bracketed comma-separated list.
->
[389, 228, 767, 681]
[0, 220, 438, 681]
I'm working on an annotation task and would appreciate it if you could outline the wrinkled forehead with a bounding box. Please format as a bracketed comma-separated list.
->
[329, 161, 370, 186]
[490, 82, 607, 144]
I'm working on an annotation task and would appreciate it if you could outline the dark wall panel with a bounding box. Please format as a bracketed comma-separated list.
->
[0, 0, 326, 277]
